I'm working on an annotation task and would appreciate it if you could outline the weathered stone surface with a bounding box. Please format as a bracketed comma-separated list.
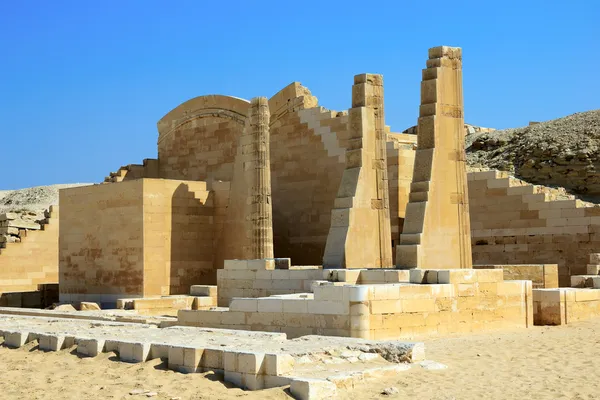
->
[397, 46, 472, 270]
[79, 302, 101, 311]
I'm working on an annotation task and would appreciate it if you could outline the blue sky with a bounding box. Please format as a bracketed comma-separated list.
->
[1, 0, 598, 189]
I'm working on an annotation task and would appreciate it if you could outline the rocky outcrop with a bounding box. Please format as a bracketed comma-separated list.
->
[466, 110, 600, 198]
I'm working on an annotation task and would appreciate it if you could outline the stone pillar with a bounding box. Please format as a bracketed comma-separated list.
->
[323, 74, 393, 269]
[249, 97, 274, 259]
[368, 76, 394, 268]
[396, 46, 473, 269]
[220, 97, 274, 261]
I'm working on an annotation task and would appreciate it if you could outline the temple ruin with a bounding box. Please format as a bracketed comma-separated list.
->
[1, 45, 600, 396]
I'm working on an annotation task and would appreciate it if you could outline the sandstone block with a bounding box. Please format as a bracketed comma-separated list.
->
[119, 341, 151, 363]
[264, 353, 294, 376]
[229, 298, 258, 312]
[290, 378, 338, 400]
[190, 285, 217, 297]
[4, 331, 30, 348]
[38, 334, 67, 351]
[258, 298, 283, 313]
[79, 302, 101, 311]
[237, 351, 265, 374]
[77, 338, 105, 357]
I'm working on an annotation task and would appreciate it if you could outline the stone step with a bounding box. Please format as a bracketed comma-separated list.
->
[571, 275, 600, 289]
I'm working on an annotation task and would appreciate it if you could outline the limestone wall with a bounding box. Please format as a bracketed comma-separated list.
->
[59, 179, 213, 304]
[534, 288, 600, 325]
[157, 95, 249, 183]
[386, 133, 417, 252]
[469, 170, 600, 286]
[0, 207, 59, 293]
[473, 264, 558, 289]
[179, 268, 533, 340]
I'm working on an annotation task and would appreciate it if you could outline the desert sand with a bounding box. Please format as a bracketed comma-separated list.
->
[1, 319, 600, 400]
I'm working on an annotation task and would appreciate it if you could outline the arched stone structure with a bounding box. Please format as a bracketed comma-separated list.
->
[157, 95, 250, 183]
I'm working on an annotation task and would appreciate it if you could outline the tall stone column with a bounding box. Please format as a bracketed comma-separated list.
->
[369, 76, 394, 268]
[220, 97, 274, 261]
[323, 74, 393, 269]
[249, 97, 274, 259]
[396, 46, 473, 269]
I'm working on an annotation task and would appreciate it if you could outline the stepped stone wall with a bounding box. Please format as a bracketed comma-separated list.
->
[0, 207, 59, 294]
[469, 170, 600, 286]
[105, 82, 416, 268]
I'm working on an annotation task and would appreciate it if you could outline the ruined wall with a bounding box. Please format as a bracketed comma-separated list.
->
[157, 95, 249, 183]
[59, 179, 213, 304]
[0, 207, 59, 294]
[469, 170, 600, 286]
[155, 84, 352, 266]
[269, 85, 348, 265]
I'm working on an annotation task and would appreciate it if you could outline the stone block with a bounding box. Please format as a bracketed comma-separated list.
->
[401, 298, 435, 312]
[202, 348, 224, 370]
[229, 298, 258, 312]
[264, 375, 293, 389]
[77, 338, 105, 357]
[4, 331, 30, 348]
[588, 264, 600, 275]
[258, 298, 283, 313]
[343, 285, 371, 302]
[183, 347, 204, 373]
[247, 259, 275, 271]
[264, 353, 295, 376]
[119, 341, 151, 363]
[290, 378, 338, 400]
[237, 351, 265, 374]
[38, 334, 67, 351]
[409, 269, 438, 284]
[190, 285, 217, 297]
[224, 260, 248, 270]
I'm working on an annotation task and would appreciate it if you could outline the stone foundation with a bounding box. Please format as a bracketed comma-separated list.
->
[179, 264, 533, 340]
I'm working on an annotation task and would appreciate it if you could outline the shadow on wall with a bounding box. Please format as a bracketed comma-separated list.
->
[169, 183, 215, 294]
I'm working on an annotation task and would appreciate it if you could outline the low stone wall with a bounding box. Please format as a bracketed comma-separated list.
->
[180, 267, 533, 340]
[533, 288, 600, 325]
[473, 264, 558, 288]
[217, 261, 411, 306]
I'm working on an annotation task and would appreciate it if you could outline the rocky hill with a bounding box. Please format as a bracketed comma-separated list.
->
[466, 110, 600, 199]
[0, 184, 93, 214]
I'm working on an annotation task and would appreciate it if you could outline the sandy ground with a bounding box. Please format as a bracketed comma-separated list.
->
[2, 320, 600, 400]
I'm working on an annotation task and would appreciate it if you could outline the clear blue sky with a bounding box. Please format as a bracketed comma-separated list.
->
[1, 0, 598, 189]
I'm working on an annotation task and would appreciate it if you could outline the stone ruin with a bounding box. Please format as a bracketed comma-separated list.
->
[2, 45, 600, 398]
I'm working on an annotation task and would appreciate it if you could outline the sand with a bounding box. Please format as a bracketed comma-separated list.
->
[2, 320, 600, 399]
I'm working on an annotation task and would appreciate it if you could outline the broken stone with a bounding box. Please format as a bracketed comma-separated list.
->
[53, 304, 77, 312]
[79, 302, 101, 311]
[382, 387, 400, 395]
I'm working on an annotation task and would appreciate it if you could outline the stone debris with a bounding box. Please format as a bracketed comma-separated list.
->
[0, 313, 423, 393]
[419, 360, 448, 370]
[129, 389, 150, 395]
[53, 304, 77, 312]
[381, 387, 400, 395]
[79, 302, 101, 311]
[0, 184, 92, 214]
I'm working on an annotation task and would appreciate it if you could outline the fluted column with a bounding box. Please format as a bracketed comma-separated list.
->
[249, 97, 274, 259]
